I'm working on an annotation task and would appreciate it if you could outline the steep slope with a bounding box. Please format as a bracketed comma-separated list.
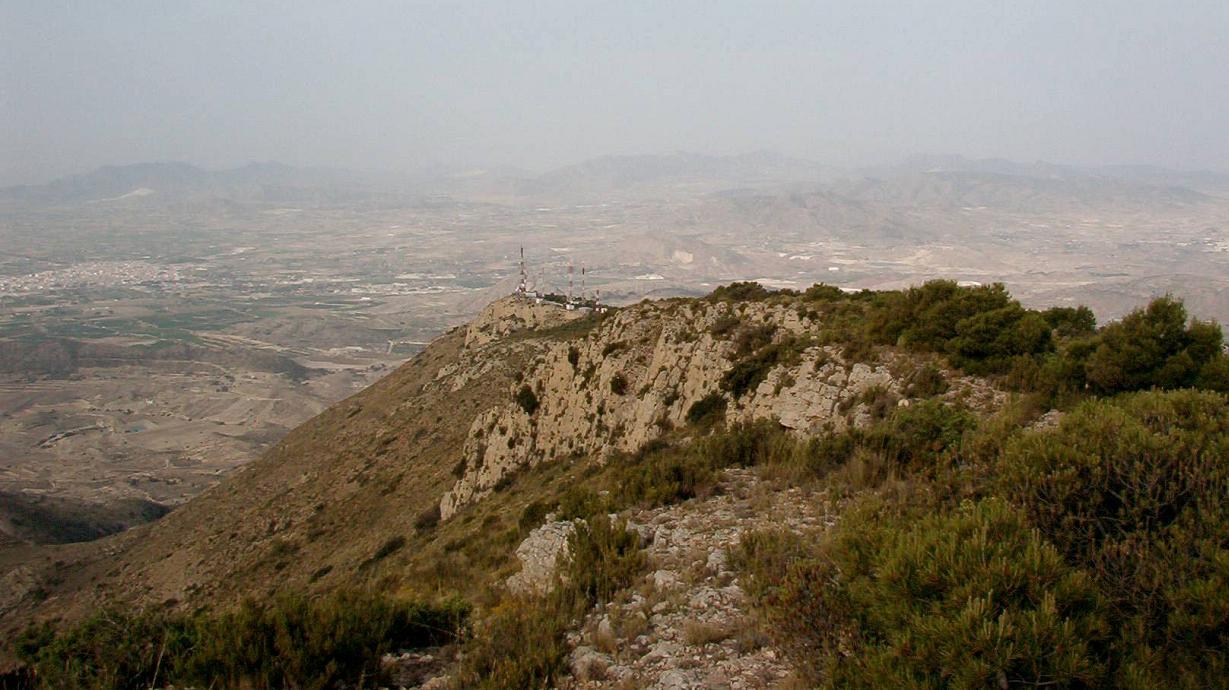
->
[0, 491, 169, 545]
[0, 294, 998, 637]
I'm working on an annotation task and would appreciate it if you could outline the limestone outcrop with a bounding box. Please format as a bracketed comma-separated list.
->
[464, 296, 583, 348]
[505, 518, 577, 596]
[439, 297, 1002, 519]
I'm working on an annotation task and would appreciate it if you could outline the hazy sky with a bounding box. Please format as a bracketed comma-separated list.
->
[2, 0, 1227, 186]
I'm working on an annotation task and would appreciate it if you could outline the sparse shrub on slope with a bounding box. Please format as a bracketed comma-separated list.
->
[685, 392, 727, 427]
[450, 519, 645, 689]
[15, 590, 468, 690]
[609, 373, 628, 395]
[720, 336, 807, 398]
[515, 385, 540, 415]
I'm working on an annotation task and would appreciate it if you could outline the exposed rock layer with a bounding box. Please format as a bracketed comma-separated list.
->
[442, 297, 1001, 518]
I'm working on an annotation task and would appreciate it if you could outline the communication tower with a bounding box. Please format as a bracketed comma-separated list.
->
[516, 246, 528, 297]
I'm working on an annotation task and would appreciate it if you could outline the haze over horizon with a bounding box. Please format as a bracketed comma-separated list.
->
[4, 1, 1228, 187]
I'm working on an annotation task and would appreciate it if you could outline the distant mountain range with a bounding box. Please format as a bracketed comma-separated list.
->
[0, 161, 417, 205]
[3, 153, 1226, 206]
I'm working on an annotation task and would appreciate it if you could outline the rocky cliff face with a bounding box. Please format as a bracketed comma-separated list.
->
[440, 297, 1002, 519]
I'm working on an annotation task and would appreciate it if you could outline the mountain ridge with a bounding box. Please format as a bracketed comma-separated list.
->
[0, 290, 1001, 636]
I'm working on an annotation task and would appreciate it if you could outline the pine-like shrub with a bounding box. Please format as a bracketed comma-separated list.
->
[741, 498, 1108, 688]
[999, 389, 1229, 687]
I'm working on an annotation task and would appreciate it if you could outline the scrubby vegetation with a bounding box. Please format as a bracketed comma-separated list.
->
[11, 281, 1229, 689]
[694, 281, 1229, 689]
[514, 384, 539, 415]
[686, 392, 728, 427]
[14, 591, 468, 690]
[736, 389, 1229, 689]
[717, 279, 1229, 401]
[449, 518, 645, 689]
[720, 335, 809, 398]
[609, 373, 628, 395]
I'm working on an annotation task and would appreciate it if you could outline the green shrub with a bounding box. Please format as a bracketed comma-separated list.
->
[739, 499, 1108, 688]
[450, 519, 644, 689]
[414, 505, 441, 532]
[1196, 353, 1229, 392]
[609, 374, 628, 395]
[566, 346, 580, 368]
[16, 591, 468, 690]
[904, 362, 949, 397]
[720, 338, 805, 398]
[856, 399, 976, 477]
[709, 314, 740, 337]
[733, 323, 776, 357]
[866, 280, 1015, 351]
[367, 535, 406, 564]
[685, 392, 727, 427]
[607, 444, 721, 508]
[947, 304, 1054, 374]
[999, 390, 1229, 687]
[514, 385, 539, 415]
[518, 499, 553, 531]
[1042, 305, 1097, 338]
[707, 281, 772, 302]
[1080, 297, 1225, 394]
[803, 283, 844, 302]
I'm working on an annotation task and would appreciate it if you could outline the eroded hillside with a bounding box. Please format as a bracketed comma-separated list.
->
[7, 281, 1229, 689]
[0, 290, 996, 637]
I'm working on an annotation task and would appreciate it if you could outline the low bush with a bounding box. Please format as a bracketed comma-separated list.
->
[999, 390, 1229, 686]
[609, 374, 628, 395]
[738, 389, 1229, 690]
[720, 337, 806, 398]
[414, 505, 441, 532]
[450, 519, 645, 689]
[707, 281, 772, 302]
[739, 499, 1108, 688]
[685, 392, 727, 427]
[16, 591, 469, 690]
[370, 535, 406, 562]
[904, 362, 949, 397]
[514, 385, 539, 415]
[1079, 297, 1226, 395]
[708, 314, 740, 337]
[733, 323, 776, 357]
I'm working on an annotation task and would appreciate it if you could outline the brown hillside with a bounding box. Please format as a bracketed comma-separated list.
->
[0, 294, 998, 640]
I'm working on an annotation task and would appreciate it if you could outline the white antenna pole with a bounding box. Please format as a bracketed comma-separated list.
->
[567, 261, 574, 304]
[517, 246, 527, 296]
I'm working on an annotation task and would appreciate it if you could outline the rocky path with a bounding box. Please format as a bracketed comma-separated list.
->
[558, 469, 834, 690]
